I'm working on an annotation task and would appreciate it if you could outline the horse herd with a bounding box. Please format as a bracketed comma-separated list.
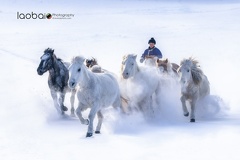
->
[37, 48, 210, 137]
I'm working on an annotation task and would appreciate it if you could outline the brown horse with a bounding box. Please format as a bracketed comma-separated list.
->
[156, 58, 179, 76]
[85, 57, 102, 73]
[85, 57, 98, 68]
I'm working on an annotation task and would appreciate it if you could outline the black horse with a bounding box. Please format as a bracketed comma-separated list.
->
[37, 48, 76, 115]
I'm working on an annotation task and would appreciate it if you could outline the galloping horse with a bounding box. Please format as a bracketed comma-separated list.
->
[120, 54, 161, 118]
[68, 56, 121, 137]
[178, 57, 210, 122]
[37, 48, 76, 116]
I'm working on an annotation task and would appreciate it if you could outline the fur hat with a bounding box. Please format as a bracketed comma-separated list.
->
[148, 37, 156, 44]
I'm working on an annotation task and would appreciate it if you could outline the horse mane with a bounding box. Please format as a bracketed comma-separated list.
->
[180, 57, 199, 66]
[181, 57, 203, 85]
[44, 48, 54, 54]
[44, 48, 60, 62]
[89, 57, 98, 63]
[191, 65, 203, 85]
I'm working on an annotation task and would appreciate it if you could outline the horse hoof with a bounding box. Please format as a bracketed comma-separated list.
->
[184, 112, 189, 117]
[86, 133, 93, 137]
[62, 106, 68, 111]
[190, 119, 195, 122]
[95, 131, 101, 134]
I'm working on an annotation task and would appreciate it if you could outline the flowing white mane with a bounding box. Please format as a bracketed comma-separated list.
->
[180, 57, 203, 85]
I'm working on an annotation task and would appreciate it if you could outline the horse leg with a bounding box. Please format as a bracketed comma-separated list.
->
[86, 106, 99, 137]
[180, 95, 189, 117]
[95, 110, 103, 134]
[59, 92, 68, 112]
[50, 89, 62, 114]
[155, 87, 161, 108]
[149, 95, 154, 117]
[113, 96, 121, 110]
[140, 97, 154, 119]
[70, 89, 76, 117]
[190, 100, 196, 122]
[76, 102, 89, 125]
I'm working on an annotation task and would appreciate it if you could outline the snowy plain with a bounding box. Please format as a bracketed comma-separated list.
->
[1, 0, 240, 159]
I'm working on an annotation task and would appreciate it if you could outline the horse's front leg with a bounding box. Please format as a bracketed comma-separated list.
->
[70, 89, 76, 117]
[59, 92, 68, 112]
[190, 99, 196, 122]
[180, 95, 189, 117]
[76, 102, 89, 125]
[86, 105, 99, 137]
[49, 89, 61, 114]
[95, 110, 103, 134]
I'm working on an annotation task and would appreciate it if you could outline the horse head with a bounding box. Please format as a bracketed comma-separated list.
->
[121, 54, 138, 79]
[68, 56, 86, 89]
[156, 58, 169, 73]
[37, 48, 55, 75]
[179, 57, 203, 86]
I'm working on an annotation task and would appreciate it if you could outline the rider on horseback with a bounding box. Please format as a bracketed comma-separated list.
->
[140, 37, 162, 63]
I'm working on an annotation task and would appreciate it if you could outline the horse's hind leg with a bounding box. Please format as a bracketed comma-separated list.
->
[95, 110, 103, 134]
[180, 95, 189, 117]
[70, 89, 76, 117]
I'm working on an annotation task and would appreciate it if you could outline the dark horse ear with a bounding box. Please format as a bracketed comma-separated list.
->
[165, 58, 168, 63]
[52, 49, 54, 53]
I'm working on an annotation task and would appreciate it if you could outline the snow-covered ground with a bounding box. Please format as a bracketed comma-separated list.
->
[1, 0, 240, 159]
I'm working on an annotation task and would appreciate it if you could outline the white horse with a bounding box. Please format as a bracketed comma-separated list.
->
[68, 56, 121, 137]
[120, 54, 161, 118]
[178, 57, 210, 122]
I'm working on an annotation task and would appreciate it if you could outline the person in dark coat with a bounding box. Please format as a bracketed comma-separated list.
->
[140, 37, 162, 63]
